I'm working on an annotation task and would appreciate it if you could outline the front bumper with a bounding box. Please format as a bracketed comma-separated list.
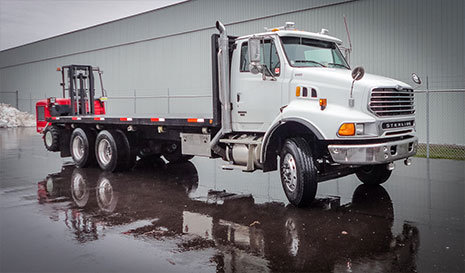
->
[328, 137, 418, 164]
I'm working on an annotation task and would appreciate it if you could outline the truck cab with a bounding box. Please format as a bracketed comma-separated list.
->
[230, 23, 416, 142]
[216, 22, 417, 206]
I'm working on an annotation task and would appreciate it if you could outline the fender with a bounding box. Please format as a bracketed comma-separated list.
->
[260, 116, 325, 165]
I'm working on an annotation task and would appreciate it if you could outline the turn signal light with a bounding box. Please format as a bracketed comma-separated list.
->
[338, 123, 355, 136]
[319, 98, 327, 110]
[296, 86, 301, 97]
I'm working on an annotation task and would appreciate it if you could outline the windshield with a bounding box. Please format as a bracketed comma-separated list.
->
[280, 36, 349, 69]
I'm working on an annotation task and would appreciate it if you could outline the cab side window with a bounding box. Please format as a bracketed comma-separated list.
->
[240, 42, 250, 72]
[240, 39, 280, 76]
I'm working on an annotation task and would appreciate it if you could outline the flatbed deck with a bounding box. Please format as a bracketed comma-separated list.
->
[47, 114, 216, 127]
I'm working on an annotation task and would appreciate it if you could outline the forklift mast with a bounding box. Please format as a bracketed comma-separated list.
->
[60, 65, 106, 116]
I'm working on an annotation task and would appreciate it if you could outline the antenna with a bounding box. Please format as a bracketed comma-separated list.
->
[343, 15, 352, 64]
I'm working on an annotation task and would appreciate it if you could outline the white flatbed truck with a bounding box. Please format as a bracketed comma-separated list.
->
[36, 21, 418, 207]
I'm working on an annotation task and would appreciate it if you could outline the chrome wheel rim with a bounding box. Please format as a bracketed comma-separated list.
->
[285, 218, 300, 256]
[97, 178, 115, 212]
[98, 139, 112, 165]
[71, 173, 88, 205]
[72, 136, 85, 160]
[46, 176, 54, 194]
[282, 153, 298, 192]
[45, 131, 53, 147]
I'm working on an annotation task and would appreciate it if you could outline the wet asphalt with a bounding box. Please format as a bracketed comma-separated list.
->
[0, 128, 464, 273]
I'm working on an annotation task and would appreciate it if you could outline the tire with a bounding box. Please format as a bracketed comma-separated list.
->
[43, 126, 60, 151]
[279, 138, 317, 207]
[95, 130, 133, 172]
[70, 168, 91, 208]
[96, 173, 118, 213]
[356, 164, 392, 185]
[115, 130, 136, 171]
[138, 149, 161, 160]
[284, 216, 300, 257]
[351, 184, 393, 219]
[165, 162, 199, 193]
[135, 155, 165, 170]
[162, 142, 194, 163]
[70, 128, 96, 168]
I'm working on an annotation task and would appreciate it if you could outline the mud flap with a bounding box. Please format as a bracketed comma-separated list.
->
[59, 129, 71, 157]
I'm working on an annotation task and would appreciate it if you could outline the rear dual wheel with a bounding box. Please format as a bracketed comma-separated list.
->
[163, 142, 194, 163]
[70, 128, 96, 167]
[95, 130, 135, 172]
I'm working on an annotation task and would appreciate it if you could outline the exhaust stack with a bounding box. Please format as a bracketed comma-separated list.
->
[215, 21, 232, 134]
[210, 21, 232, 158]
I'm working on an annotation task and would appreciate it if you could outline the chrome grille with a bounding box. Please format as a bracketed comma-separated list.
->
[369, 88, 415, 117]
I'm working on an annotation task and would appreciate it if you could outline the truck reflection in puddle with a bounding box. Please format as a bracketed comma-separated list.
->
[37, 160, 419, 272]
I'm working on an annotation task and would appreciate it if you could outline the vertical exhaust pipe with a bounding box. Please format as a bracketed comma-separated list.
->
[210, 21, 231, 158]
[215, 21, 232, 134]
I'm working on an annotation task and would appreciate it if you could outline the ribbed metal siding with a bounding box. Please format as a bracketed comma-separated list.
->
[0, 0, 463, 144]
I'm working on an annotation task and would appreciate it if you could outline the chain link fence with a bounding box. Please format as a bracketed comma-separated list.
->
[414, 89, 465, 160]
[2, 88, 464, 160]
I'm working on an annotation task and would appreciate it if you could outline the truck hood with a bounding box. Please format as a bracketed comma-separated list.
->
[293, 68, 411, 90]
[289, 68, 413, 120]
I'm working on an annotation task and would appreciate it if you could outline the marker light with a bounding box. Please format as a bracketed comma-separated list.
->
[338, 123, 355, 136]
[56, 67, 61, 71]
[296, 86, 301, 97]
[319, 98, 327, 110]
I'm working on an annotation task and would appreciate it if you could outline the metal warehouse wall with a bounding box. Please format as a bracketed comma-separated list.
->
[1, 0, 464, 144]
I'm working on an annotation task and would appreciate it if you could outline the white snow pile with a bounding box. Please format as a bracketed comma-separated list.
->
[0, 103, 35, 128]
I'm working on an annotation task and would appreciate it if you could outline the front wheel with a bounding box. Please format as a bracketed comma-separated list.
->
[280, 138, 317, 207]
[44, 126, 60, 151]
[356, 164, 392, 185]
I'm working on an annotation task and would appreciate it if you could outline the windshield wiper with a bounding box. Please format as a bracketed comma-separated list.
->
[294, 60, 326, 67]
[328, 62, 350, 69]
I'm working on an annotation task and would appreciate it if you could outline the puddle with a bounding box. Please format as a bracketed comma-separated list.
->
[1, 128, 464, 272]
[32, 162, 424, 272]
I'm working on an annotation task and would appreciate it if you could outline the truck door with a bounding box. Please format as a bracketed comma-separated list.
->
[231, 38, 282, 132]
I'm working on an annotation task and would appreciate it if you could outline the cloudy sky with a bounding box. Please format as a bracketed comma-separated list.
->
[0, 0, 183, 51]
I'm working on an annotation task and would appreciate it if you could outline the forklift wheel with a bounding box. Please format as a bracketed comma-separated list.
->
[43, 126, 60, 152]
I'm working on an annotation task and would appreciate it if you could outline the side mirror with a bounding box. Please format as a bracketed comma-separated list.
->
[351, 66, 365, 81]
[411, 73, 421, 84]
[248, 37, 262, 75]
[349, 66, 365, 107]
